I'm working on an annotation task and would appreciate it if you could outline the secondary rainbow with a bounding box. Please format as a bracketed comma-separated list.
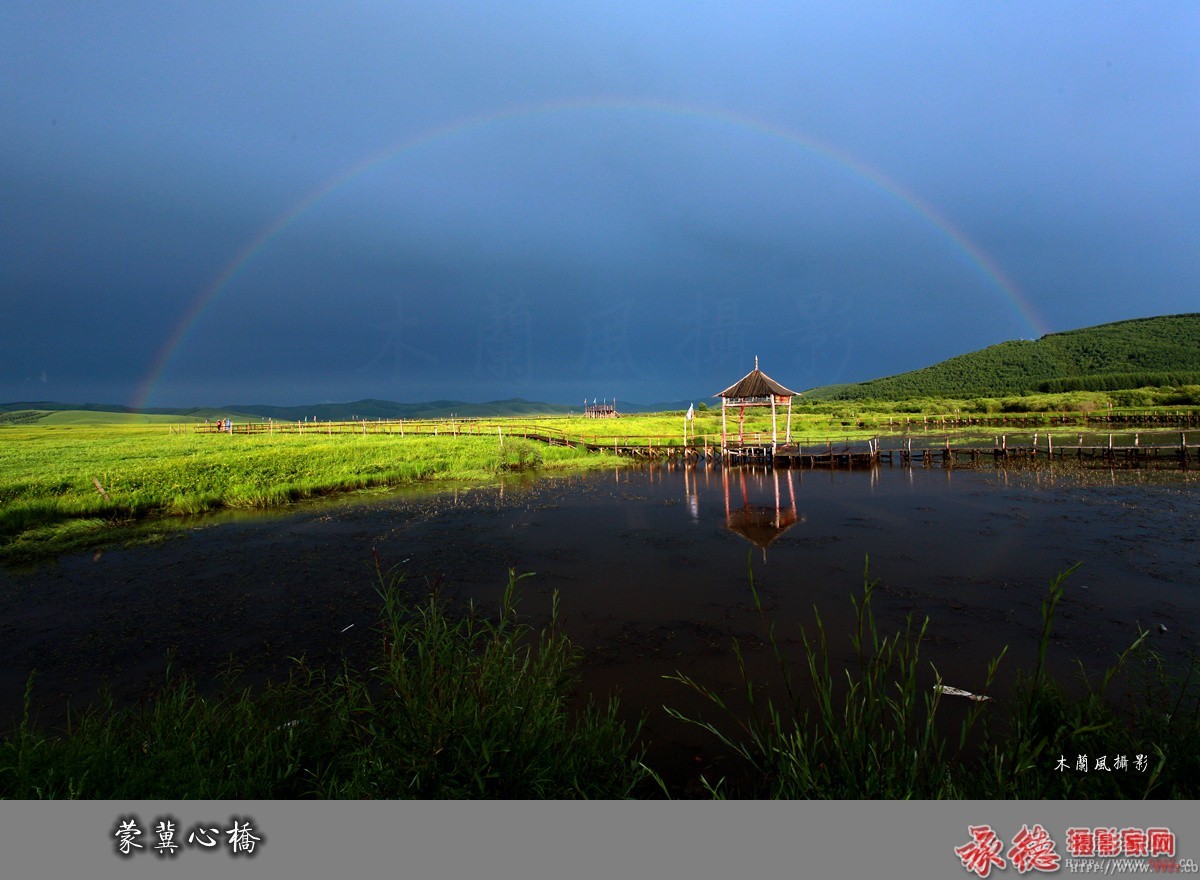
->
[132, 96, 1047, 409]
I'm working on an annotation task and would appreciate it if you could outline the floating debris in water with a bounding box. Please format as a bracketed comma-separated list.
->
[934, 684, 991, 702]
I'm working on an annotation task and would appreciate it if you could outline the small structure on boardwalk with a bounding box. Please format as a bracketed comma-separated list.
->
[715, 357, 799, 454]
[584, 398, 618, 418]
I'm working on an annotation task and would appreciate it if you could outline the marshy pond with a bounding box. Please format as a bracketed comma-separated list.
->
[2, 458, 1197, 777]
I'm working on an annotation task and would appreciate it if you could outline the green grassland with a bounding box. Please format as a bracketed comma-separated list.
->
[796, 386, 1200, 420]
[0, 409, 873, 563]
[805, 313, 1200, 401]
[545, 390, 1200, 439]
[3, 384, 1198, 562]
[0, 423, 618, 561]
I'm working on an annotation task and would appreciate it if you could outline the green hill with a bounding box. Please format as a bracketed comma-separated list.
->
[0, 409, 212, 426]
[0, 402, 247, 424]
[804, 313, 1200, 401]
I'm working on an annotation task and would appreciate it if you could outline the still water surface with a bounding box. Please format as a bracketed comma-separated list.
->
[1, 462, 1197, 772]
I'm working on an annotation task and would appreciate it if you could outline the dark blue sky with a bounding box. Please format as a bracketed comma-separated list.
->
[3, 3, 1197, 407]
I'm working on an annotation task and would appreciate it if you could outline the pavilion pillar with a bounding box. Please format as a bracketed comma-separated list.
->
[721, 400, 727, 453]
[771, 394, 778, 451]
[786, 397, 792, 444]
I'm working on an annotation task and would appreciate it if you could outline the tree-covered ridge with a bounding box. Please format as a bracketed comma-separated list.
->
[804, 313, 1200, 400]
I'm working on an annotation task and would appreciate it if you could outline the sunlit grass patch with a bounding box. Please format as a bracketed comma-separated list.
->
[0, 425, 621, 561]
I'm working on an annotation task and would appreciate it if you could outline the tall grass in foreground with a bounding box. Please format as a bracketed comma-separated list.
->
[4, 560, 1198, 799]
[664, 559, 1200, 798]
[0, 565, 645, 799]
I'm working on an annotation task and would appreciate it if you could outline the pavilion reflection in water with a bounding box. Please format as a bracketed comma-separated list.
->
[683, 465, 803, 558]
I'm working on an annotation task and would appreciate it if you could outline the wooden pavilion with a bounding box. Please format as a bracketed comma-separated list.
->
[715, 357, 800, 453]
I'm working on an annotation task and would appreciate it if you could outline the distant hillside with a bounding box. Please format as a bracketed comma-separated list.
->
[0, 400, 196, 417]
[803, 313, 1200, 401]
[0, 399, 568, 424]
[227, 398, 577, 421]
[0, 396, 706, 424]
[0, 406, 238, 426]
[36, 410, 209, 425]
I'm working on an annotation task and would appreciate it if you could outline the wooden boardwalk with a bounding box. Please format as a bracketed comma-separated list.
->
[195, 419, 1198, 468]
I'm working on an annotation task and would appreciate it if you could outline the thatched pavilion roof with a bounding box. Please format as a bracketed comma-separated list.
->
[715, 359, 799, 399]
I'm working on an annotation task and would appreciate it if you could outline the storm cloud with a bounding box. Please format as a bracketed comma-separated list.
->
[3, 3, 1196, 406]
